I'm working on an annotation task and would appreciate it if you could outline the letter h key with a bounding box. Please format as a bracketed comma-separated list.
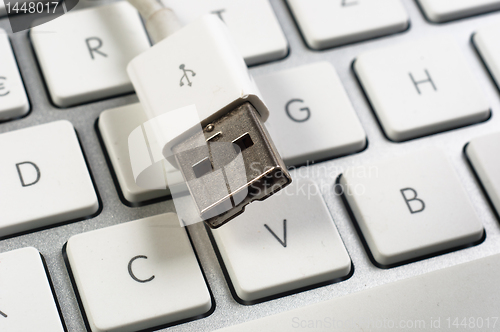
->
[409, 69, 437, 95]
[353, 37, 490, 142]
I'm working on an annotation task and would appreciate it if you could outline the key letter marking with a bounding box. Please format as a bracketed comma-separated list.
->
[409, 69, 437, 95]
[401, 188, 425, 214]
[264, 219, 287, 247]
[86, 37, 108, 60]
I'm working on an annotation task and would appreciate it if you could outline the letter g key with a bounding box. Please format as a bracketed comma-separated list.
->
[285, 99, 311, 123]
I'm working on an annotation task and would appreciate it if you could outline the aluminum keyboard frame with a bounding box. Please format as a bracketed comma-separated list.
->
[2, 0, 500, 331]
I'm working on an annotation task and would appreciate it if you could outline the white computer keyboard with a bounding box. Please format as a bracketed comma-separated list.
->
[3, 0, 500, 331]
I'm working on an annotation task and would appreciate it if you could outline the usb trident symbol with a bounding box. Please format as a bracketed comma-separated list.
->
[0, 77, 9, 97]
[179, 64, 196, 87]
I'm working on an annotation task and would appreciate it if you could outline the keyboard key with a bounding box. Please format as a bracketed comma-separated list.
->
[210, 180, 351, 302]
[66, 213, 212, 332]
[255, 62, 366, 166]
[0, 1, 5, 17]
[214, 253, 500, 332]
[161, 0, 288, 65]
[99, 103, 184, 204]
[0, 247, 65, 332]
[0, 120, 99, 238]
[286, 0, 409, 50]
[354, 37, 490, 142]
[0, 29, 30, 121]
[339, 149, 484, 266]
[417, 0, 500, 23]
[474, 22, 500, 91]
[31, 2, 150, 107]
[466, 132, 500, 217]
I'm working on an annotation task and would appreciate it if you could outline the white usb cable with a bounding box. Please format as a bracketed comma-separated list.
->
[126, 0, 291, 228]
[127, 0, 181, 43]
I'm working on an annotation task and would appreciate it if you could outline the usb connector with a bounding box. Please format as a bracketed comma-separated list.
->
[127, 14, 291, 228]
[172, 102, 291, 228]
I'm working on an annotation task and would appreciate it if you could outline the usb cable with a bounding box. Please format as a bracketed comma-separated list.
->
[126, 0, 291, 228]
[127, 0, 181, 43]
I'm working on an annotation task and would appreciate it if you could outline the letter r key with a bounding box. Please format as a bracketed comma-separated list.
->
[340, 149, 484, 267]
[30, 2, 150, 107]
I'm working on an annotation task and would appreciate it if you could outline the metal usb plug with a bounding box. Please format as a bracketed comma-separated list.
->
[128, 15, 292, 228]
[172, 102, 292, 228]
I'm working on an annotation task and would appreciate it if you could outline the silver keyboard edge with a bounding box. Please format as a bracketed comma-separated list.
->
[2, 0, 500, 331]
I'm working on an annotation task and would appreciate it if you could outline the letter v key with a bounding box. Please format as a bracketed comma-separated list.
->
[264, 220, 287, 248]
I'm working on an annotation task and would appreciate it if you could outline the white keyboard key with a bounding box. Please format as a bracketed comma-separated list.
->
[417, 0, 500, 23]
[99, 103, 184, 204]
[0, 121, 99, 238]
[287, 0, 409, 50]
[0, 29, 30, 120]
[340, 149, 484, 266]
[31, 2, 150, 107]
[215, 253, 500, 332]
[0, 1, 6, 17]
[0, 247, 65, 332]
[211, 180, 351, 302]
[256, 62, 366, 166]
[66, 213, 212, 332]
[161, 0, 288, 65]
[354, 37, 490, 142]
[466, 132, 500, 217]
[474, 22, 500, 91]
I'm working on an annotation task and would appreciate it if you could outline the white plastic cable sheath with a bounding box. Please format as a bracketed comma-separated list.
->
[127, 0, 181, 43]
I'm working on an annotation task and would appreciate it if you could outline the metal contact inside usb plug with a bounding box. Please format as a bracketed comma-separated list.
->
[171, 102, 292, 228]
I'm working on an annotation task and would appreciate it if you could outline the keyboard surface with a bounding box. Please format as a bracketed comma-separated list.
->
[2, 0, 500, 331]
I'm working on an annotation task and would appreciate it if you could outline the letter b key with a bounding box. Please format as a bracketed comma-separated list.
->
[340, 149, 484, 267]
[400, 188, 425, 214]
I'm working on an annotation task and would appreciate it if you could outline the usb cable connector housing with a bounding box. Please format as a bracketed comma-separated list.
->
[127, 14, 291, 228]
